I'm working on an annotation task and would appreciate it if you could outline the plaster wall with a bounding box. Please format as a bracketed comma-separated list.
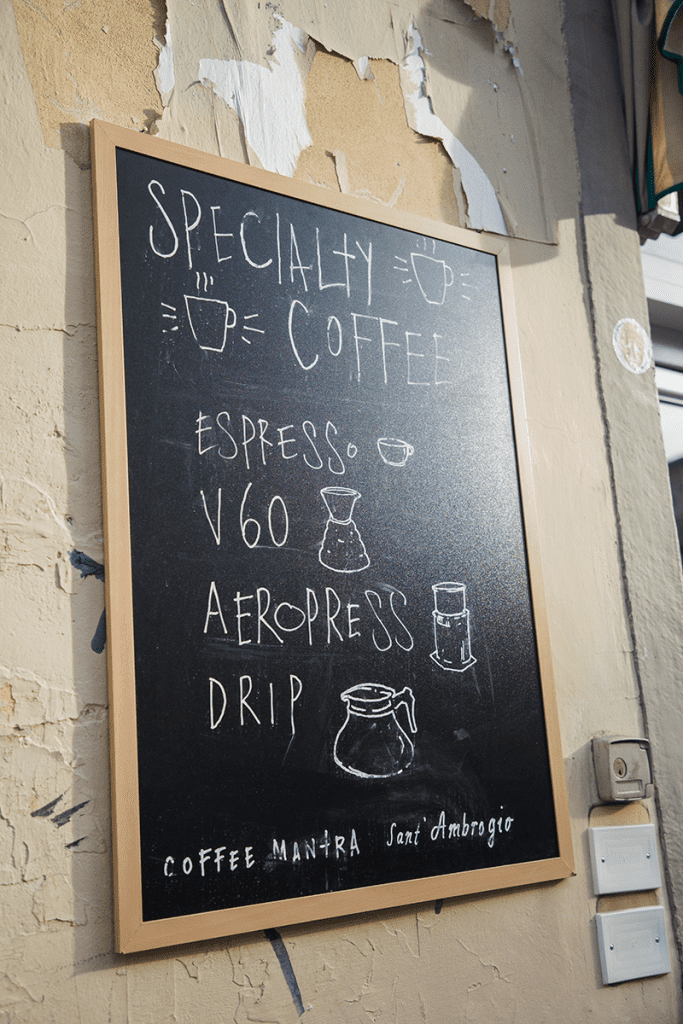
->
[2, 0, 683, 1020]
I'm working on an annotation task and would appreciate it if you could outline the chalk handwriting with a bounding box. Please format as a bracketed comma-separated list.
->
[161, 828, 360, 880]
[270, 829, 360, 863]
[429, 809, 514, 850]
[147, 179, 373, 304]
[195, 412, 352, 474]
[181, 190, 202, 269]
[209, 672, 302, 734]
[239, 483, 289, 549]
[148, 180, 179, 258]
[163, 845, 255, 877]
[386, 820, 422, 846]
[202, 581, 415, 652]
[210, 205, 232, 262]
[160, 809, 512, 882]
[286, 306, 454, 385]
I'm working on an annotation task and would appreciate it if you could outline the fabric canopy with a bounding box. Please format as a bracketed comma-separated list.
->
[612, 0, 683, 213]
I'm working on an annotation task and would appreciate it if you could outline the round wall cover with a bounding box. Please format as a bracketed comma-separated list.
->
[612, 318, 652, 374]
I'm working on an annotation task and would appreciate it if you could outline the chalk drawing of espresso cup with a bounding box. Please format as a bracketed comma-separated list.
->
[184, 295, 237, 353]
[410, 253, 454, 305]
[377, 437, 414, 467]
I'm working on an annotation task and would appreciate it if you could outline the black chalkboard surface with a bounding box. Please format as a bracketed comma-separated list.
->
[91, 120, 572, 953]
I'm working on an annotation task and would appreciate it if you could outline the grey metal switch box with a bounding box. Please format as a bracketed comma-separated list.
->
[592, 736, 653, 802]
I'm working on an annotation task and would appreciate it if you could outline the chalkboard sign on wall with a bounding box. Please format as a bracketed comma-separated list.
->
[91, 119, 572, 953]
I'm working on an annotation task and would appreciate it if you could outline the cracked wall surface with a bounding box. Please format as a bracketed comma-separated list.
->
[3, 0, 683, 1020]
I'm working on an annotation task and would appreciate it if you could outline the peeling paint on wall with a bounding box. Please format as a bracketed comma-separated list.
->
[463, 0, 511, 34]
[399, 24, 508, 234]
[199, 19, 313, 177]
[294, 51, 463, 225]
[12, 0, 166, 167]
[10, 0, 552, 241]
[197, 12, 506, 231]
[1, 479, 74, 575]
[154, 19, 176, 108]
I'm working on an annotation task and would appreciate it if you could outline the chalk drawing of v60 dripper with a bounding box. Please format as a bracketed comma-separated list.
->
[430, 581, 477, 672]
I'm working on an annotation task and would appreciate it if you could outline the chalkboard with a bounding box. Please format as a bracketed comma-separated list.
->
[91, 119, 572, 953]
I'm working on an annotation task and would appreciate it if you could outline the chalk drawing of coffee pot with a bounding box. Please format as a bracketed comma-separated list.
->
[430, 581, 477, 672]
[319, 486, 370, 573]
[334, 683, 417, 778]
[184, 295, 236, 352]
[410, 252, 454, 305]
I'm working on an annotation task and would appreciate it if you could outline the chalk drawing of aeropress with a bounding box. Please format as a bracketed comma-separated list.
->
[430, 581, 477, 672]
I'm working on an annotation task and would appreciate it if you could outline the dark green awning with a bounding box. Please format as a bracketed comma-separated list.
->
[613, 0, 683, 213]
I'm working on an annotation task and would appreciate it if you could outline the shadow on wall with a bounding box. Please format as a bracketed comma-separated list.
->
[59, 124, 119, 975]
[420, 0, 638, 234]
[667, 457, 683, 565]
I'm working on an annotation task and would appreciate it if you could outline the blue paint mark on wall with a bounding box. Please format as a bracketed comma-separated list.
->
[31, 795, 64, 818]
[51, 801, 89, 828]
[265, 928, 305, 1016]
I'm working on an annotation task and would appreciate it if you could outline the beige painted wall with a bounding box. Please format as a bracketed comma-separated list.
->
[3, 0, 683, 1020]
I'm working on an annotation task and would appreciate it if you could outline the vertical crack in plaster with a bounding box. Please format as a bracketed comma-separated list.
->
[176, 954, 204, 980]
[0, 806, 19, 881]
[198, 18, 312, 177]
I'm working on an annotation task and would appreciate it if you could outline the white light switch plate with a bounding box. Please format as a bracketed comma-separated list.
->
[588, 824, 661, 894]
[596, 907, 670, 984]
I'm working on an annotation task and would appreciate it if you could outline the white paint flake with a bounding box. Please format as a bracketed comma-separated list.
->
[353, 56, 375, 81]
[198, 19, 312, 178]
[497, 34, 524, 76]
[400, 26, 507, 235]
[154, 20, 175, 106]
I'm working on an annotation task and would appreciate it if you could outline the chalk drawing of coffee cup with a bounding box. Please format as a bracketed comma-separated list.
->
[410, 253, 454, 305]
[184, 295, 237, 353]
[377, 437, 414, 467]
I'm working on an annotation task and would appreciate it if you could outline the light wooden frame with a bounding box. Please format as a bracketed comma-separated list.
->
[90, 118, 574, 953]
